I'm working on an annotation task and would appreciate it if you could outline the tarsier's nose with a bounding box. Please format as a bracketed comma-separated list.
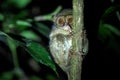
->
[63, 23, 72, 32]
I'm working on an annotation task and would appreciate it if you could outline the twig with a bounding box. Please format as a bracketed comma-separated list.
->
[34, 6, 62, 21]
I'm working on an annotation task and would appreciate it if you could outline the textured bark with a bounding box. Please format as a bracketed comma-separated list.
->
[68, 0, 84, 80]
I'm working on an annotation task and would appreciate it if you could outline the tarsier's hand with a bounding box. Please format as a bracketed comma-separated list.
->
[81, 30, 89, 56]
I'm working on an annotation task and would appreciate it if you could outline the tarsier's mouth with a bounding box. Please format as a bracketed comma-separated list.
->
[63, 23, 72, 32]
[63, 24, 72, 32]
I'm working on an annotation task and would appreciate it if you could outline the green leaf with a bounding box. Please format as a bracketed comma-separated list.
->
[30, 76, 43, 80]
[0, 31, 19, 68]
[35, 23, 50, 38]
[98, 22, 112, 41]
[0, 32, 17, 51]
[103, 24, 120, 36]
[98, 23, 120, 54]
[14, 10, 28, 19]
[101, 6, 120, 22]
[16, 20, 31, 27]
[98, 5, 120, 42]
[34, 6, 62, 21]
[0, 71, 13, 80]
[10, 0, 31, 8]
[46, 74, 57, 80]
[24, 41, 57, 73]
[50, 6, 62, 15]
[20, 30, 41, 41]
[16, 20, 31, 31]
[98, 23, 120, 41]
[0, 13, 4, 21]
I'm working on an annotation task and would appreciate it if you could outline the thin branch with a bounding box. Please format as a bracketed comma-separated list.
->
[68, 0, 84, 80]
[34, 6, 62, 21]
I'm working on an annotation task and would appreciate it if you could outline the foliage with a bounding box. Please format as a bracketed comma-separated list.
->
[0, 0, 120, 80]
[0, 0, 62, 80]
[23, 41, 57, 73]
[98, 5, 120, 54]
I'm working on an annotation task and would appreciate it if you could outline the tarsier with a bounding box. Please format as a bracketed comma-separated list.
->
[49, 9, 88, 73]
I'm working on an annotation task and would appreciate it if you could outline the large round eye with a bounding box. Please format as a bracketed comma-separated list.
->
[66, 15, 73, 24]
[57, 16, 65, 26]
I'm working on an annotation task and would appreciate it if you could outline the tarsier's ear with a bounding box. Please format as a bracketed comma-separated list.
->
[52, 15, 56, 22]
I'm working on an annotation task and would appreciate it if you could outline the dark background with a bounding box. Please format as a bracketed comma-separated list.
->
[0, 0, 120, 80]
